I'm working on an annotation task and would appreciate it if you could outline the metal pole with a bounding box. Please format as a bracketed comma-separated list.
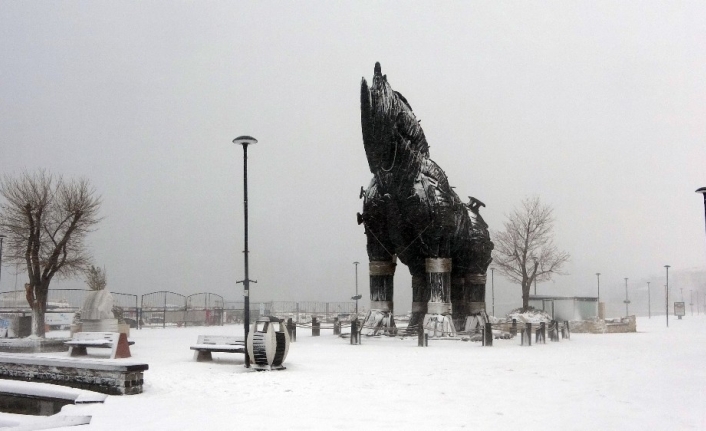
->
[0, 235, 5, 288]
[234, 135, 258, 369]
[696, 187, 706, 239]
[596, 273, 600, 302]
[647, 282, 651, 318]
[354, 261, 359, 316]
[242, 143, 250, 368]
[491, 267, 495, 316]
[665, 265, 670, 327]
[624, 278, 629, 317]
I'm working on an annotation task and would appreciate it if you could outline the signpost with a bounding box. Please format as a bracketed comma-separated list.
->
[674, 302, 686, 320]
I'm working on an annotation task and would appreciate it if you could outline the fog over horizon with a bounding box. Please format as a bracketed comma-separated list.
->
[2, 2, 705, 318]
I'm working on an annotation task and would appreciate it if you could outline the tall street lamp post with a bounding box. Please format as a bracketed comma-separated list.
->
[665, 265, 670, 328]
[624, 277, 630, 317]
[647, 282, 651, 318]
[233, 135, 258, 369]
[696, 187, 706, 239]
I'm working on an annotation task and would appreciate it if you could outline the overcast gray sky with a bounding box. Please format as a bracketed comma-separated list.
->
[1, 2, 705, 316]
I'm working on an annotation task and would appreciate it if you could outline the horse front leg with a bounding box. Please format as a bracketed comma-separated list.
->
[423, 258, 456, 338]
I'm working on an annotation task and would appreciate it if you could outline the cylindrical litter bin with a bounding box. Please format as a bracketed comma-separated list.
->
[247, 316, 290, 371]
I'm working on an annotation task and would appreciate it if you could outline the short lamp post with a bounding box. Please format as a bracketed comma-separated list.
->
[233, 135, 258, 368]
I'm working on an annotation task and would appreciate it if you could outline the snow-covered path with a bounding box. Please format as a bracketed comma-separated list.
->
[51, 315, 706, 430]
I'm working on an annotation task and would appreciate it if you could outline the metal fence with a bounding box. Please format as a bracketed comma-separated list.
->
[0, 289, 357, 334]
[140, 291, 225, 328]
[219, 301, 355, 323]
[229, 301, 357, 322]
[0, 289, 140, 335]
[0, 289, 139, 315]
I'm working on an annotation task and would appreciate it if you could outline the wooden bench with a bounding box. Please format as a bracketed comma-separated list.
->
[190, 335, 245, 362]
[65, 332, 133, 359]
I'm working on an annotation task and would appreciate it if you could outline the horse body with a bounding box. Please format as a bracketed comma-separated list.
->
[358, 63, 493, 334]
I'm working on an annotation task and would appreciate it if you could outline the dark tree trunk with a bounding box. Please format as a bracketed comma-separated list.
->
[27, 281, 48, 337]
[522, 278, 531, 311]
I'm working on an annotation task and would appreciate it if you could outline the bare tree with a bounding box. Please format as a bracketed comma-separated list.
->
[0, 170, 101, 337]
[492, 196, 570, 311]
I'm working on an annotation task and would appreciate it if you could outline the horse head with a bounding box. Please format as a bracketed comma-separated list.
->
[361, 62, 429, 177]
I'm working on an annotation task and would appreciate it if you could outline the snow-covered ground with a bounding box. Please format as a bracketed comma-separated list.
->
[26, 316, 706, 430]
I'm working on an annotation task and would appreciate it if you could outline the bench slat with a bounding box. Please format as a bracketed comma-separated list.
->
[65, 341, 114, 347]
[191, 344, 244, 351]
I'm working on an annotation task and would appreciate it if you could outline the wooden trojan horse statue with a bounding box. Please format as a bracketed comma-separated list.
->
[357, 62, 494, 337]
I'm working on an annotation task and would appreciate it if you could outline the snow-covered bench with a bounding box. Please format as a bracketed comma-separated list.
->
[65, 332, 133, 359]
[190, 335, 245, 362]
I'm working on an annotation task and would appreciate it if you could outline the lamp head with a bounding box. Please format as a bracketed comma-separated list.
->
[696, 187, 706, 194]
[233, 136, 258, 146]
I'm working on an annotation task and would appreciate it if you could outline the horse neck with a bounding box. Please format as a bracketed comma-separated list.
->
[374, 139, 427, 192]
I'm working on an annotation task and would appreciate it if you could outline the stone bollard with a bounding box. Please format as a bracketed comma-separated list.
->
[286, 318, 296, 343]
[562, 321, 571, 340]
[285, 317, 294, 341]
[483, 322, 493, 346]
[537, 322, 546, 344]
[312, 317, 320, 337]
[418, 321, 428, 347]
[521, 322, 532, 346]
[555, 320, 561, 342]
[550, 320, 559, 342]
[510, 319, 517, 337]
[333, 318, 341, 336]
[350, 319, 360, 345]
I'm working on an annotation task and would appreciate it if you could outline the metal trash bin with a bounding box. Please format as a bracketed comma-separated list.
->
[247, 316, 290, 371]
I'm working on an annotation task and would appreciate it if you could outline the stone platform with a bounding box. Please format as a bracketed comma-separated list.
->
[0, 353, 148, 395]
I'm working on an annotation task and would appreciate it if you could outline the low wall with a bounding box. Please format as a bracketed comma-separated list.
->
[605, 315, 636, 333]
[570, 316, 636, 334]
[0, 354, 148, 395]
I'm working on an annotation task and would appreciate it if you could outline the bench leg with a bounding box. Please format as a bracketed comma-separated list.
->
[69, 346, 87, 357]
[113, 333, 132, 359]
[194, 350, 212, 362]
